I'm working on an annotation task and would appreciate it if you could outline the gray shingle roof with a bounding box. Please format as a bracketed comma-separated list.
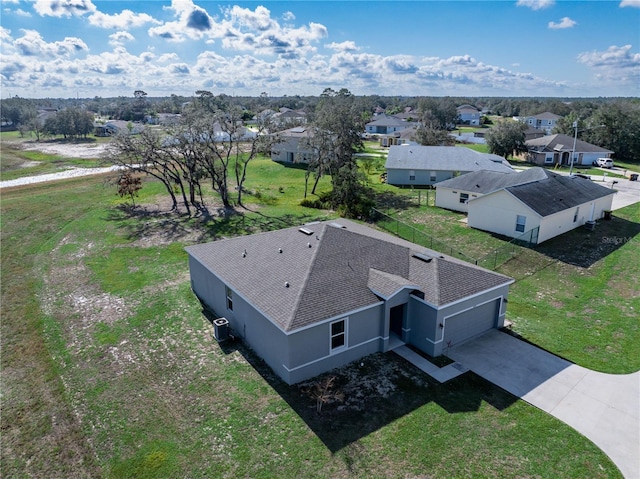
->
[366, 116, 414, 127]
[525, 134, 613, 154]
[436, 167, 547, 194]
[186, 220, 513, 332]
[505, 170, 615, 217]
[385, 145, 513, 173]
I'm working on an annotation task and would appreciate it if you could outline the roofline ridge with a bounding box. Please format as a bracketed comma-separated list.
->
[286, 223, 327, 331]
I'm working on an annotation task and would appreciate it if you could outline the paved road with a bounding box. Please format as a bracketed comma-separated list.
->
[449, 330, 640, 479]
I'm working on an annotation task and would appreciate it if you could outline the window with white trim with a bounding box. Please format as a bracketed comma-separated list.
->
[515, 215, 526, 233]
[459, 193, 469, 204]
[330, 319, 346, 350]
[545, 156, 554, 164]
[409, 170, 415, 181]
[573, 207, 580, 223]
[225, 286, 233, 311]
[430, 171, 437, 182]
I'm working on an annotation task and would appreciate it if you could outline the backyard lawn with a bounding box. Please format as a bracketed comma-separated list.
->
[1, 149, 635, 478]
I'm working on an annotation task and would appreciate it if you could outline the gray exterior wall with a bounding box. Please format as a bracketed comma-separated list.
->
[285, 304, 385, 384]
[406, 296, 440, 356]
[189, 256, 289, 381]
[386, 168, 467, 187]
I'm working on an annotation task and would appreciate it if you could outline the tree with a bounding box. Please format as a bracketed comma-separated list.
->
[415, 126, 455, 146]
[116, 171, 142, 207]
[105, 127, 196, 215]
[304, 88, 371, 217]
[485, 120, 528, 159]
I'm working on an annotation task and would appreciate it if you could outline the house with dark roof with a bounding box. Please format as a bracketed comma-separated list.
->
[456, 105, 481, 126]
[186, 220, 514, 384]
[525, 134, 614, 167]
[385, 145, 513, 187]
[522, 112, 561, 134]
[270, 126, 314, 163]
[461, 169, 615, 243]
[365, 116, 416, 135]
[435, 168, 544, 213]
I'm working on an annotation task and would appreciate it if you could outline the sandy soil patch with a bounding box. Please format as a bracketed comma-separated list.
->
[19, 141, 110, 159]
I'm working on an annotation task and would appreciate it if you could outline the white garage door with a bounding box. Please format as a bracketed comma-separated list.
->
[443, 299, 499, 348]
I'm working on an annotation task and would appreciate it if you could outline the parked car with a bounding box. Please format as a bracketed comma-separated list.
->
[595, 158, 614, 168]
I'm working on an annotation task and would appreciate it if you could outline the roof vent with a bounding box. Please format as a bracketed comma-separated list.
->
[285, 282, 290, 288]
[307, 243, 312, 248]
[412, 253, 434, 263]
[299, 227, 314, 235]
[242, 249, 247, 258]
[329, 222, 346, 229]
[278, 248, 283, 253]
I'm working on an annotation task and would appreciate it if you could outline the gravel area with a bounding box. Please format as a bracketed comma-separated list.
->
[0, 166, 124, 189]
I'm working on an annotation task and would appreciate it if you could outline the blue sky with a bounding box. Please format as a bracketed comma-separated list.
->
[1, 0, 639, 98]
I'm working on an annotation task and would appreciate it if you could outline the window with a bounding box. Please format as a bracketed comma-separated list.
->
[573, 207, 580, 223]
[330, 319, 346, 350]
[545, 156, 554, 164]
[515, 215, 526, 233]
[409, 170, 415, 181]
[225, 286, 233, 311]
[459, 193, 469, 204]
[430, 171, 437, 182]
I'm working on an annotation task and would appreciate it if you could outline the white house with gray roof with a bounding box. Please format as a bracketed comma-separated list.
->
[186, 220, 513, 384]
[465, 169, 615, 244]
[385, 145, 513, 187]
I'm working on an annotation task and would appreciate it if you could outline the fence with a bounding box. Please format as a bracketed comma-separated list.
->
[370, 207, 539, 271]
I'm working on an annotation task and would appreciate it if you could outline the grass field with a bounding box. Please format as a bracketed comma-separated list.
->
[2, 155, 628, 477]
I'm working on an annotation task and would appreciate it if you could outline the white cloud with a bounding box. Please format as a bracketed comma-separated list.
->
[109, 31, 134, 46]
[14, 8, 32, 17]
[282, 11, 295, 21]
[577, 44, 640, 85]
[158, 53, 179, 62]
[548, 17, 577, 29]
[620, 0, 640, 7]
[326, 41, 359, 52]
[149, 0, 217, 42]
[14, 29, 88, 57]
[34, 0, 96, 17]
[89, 9, 161, 29]
[516, 0, 555, 10]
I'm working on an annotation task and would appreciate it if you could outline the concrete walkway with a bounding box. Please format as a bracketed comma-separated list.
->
[393, 345, 468, 383]
[448, 330, 640, 479]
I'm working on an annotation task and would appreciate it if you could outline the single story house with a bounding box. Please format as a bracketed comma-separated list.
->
[271, 126, 314, 163]
[95, 120, 144, 137]
[435, 168, 545, 213]
[186, 220, 514, 385]
[525, 134, 614, 167]
[365, 116, 417, 135]
[465, 169, 615, 244]
[522, 112, 561, 134]
[385, 145, 513, 187]
[456, 105, 481, 126]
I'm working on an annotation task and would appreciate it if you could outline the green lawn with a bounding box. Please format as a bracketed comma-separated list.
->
[1, 162, 625, 478]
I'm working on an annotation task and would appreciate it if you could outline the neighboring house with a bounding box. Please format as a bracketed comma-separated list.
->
[145, 113, 182, 126]
[523, 126, 545, 141]
[466, 169, 615, 244]
[271, 126, 314, 163]
[435, 168, 544, 213]
[365, 116, 417, 135]
[273, 108, 308, 127]
[385, 145, 513, 187]
[379, 126, 419, 147]
[456, 105, 481, 126]
[186, 220, 514, 385]
[95, 120, 144, 136]
[525, 134, 614, 167]
[523, 112, 561, 134]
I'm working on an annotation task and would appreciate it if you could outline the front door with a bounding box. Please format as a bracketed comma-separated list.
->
[389, 304, 404, 336]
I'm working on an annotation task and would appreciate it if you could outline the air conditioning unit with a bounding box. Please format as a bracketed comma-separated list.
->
[213, 317, 229, 342]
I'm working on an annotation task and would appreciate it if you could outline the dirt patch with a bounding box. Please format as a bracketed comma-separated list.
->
[19, 140, 110, 159]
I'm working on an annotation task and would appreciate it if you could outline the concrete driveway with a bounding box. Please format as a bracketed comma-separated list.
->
[448, 330, 640, 479]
